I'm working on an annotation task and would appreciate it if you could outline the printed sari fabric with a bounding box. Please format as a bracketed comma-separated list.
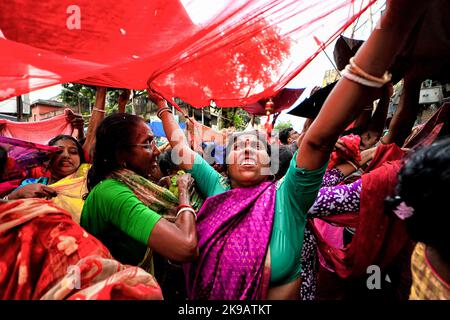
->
[49, 163, 91, 223]
[0, 136, 59, 181]
[0, 199, 163, 300]
[184, 181, 276, 300]
[409, 242, 450, 300]
[110, 168, 203, 222]
[110, 168, 179, 217]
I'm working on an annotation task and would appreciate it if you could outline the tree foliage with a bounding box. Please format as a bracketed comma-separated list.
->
[274, 120, 292, 131]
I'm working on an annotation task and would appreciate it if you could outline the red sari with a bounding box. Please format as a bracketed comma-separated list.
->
[0, 199, 162, 300]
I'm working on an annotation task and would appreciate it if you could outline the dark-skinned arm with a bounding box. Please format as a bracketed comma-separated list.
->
[146, 89, 196, 170]
[296, 1, 430, 170]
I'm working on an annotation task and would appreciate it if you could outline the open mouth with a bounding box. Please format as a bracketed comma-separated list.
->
[239, 157, 257, 166]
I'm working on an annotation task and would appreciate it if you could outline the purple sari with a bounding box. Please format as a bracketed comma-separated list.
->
[184, 181, 276, 300]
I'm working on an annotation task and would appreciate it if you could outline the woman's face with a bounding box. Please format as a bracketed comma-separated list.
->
[122, 121, 161, 178]
[226, 134, 271, 188]
[50, 139, 81, 180]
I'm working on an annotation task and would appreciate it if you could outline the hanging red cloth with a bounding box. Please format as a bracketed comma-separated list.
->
[0, 113, 73, 145]
[311, 144, 409, 278]
[0, 0, 377, 111]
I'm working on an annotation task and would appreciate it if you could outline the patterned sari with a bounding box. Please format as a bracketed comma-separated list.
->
[0, 198, 163, 300]
[409, 242, 450, 300]
[184, 181, 276, 300]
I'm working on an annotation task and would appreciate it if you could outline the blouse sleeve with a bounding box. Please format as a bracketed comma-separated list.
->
[308, 179, 362, 217]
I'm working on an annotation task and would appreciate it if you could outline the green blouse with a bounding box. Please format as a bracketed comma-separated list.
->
[81, 179, 161, 267]
[188, 152, 326, 286]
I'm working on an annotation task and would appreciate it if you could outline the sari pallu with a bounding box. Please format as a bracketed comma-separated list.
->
[109, 168, 180, 216]
[0, 199, 162, 300]
[311, 144, 410, 278]
[184, 181, 276, 300]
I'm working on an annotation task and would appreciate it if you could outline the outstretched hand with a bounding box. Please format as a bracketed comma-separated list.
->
[118, 89, 131, 107]
[147, 88, 167, 108]
[176, 173, 194, 191]
[8, 183, 57, 200]
[65, 109, 84, 131]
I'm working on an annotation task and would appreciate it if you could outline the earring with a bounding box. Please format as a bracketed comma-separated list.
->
[122, 162, 127, 168]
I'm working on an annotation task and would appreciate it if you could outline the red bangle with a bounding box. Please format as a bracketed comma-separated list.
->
[177, 204, 192, 210]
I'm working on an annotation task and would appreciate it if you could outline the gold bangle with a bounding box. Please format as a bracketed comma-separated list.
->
[342, 67, 383, 88]
[92, 108, 106, 113]
[349, 57, 392, 85]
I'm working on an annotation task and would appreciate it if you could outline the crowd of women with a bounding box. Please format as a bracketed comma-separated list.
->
[0, 0, 448, 300]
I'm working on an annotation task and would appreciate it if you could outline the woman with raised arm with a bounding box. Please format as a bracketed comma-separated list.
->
[149, 0, 429, 300]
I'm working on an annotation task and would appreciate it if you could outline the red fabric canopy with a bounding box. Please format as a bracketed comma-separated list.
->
[0, 0, 376, 110]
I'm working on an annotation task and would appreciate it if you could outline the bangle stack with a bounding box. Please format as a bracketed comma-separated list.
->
[342, 57, 392, 88]
[157, 106, 173, 119]
[176, 205, 197, 221]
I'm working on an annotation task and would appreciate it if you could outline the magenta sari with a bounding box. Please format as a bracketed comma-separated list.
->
[184, 181, 276, 300]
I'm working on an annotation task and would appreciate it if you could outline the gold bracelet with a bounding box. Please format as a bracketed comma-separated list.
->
[342, 67, 383, 88]
[349, 57, 392, 85]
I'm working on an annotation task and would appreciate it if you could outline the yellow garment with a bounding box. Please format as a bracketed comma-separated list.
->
[49, 163, 90, 223]
[410, 242, 450, 300]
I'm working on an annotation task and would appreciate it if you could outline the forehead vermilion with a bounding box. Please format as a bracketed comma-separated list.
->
[234, 134, 260, 143]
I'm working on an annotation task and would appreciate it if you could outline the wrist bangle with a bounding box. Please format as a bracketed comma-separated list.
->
[349, 57, 392, 85]
[342, 67, 383, 88]
[345, 160, 359, 171]
[176, 207, 197, 221]
[157, 107, 172, 119]
[177, 204, 193, 210]
[93, 108, 106, 113]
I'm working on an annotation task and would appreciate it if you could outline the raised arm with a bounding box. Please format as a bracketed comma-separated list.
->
[146, 89, 196, 170]
[83, 87, 107, 162]
[297, 1, 429, 170]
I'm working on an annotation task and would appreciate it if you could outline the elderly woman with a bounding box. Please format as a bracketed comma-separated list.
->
[80, 113, 198, 275]
[148, 0, 428, 300]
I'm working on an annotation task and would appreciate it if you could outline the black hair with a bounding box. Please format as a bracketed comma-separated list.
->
[0, 145, 7, 178]
[394, 136, 450, 264]
[274, 143, 297, 180]
[86, 113, 144, 194]
[279, 128, 294, 145]
[48, 134, 86, 164]
[158, 149, 178, 177]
